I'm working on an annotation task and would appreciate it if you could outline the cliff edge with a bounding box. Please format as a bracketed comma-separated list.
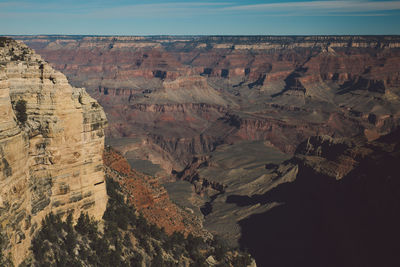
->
[0, 37, 108, 264]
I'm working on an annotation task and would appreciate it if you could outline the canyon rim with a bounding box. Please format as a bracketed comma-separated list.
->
[1, 1, 400, 266]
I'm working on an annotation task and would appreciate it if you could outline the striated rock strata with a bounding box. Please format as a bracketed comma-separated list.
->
[16, 35, 400, 162]
[0, 37, 107, 264]
[12, 35, 400, 250]
[103, 147, 211, 239]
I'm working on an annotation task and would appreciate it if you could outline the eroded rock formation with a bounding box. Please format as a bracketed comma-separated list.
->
[103, 147, 211, 239]
[0, 38, 107, 264]
[12, 35, 400, 253]
[15, 36, 400, 162]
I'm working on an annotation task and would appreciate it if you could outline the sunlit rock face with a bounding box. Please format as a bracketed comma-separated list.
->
[0, 38, 108, 264]
[14, 35, 400, 251]
[17, 36, 400, 160]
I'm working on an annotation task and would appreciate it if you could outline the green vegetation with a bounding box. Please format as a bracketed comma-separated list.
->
[0, 232, 13, 267]
[0, 37, 9, 47]
[78, 94, 83, 104]
[14, 100, 27, 124]
[9, 46, 29, 61]
[19, 174, 252, 266]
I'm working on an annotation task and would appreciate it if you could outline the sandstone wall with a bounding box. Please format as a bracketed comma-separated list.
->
[0, 38, 107, 264]
[15, 35, 400, 162]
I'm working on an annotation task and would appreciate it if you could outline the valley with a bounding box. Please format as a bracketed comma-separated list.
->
[11, 35, 400, 266]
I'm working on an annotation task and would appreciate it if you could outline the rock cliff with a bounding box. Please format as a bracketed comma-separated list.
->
[0, 37, 107, 264]
[12, 35, 400, 254]
[16, 35, 400, 159]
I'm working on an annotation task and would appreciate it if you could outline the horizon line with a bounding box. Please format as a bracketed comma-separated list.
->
[4, 34, 400, 37]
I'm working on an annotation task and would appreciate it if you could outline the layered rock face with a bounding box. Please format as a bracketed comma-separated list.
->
[103, 147, 211, 239]
[0, 38, 107, 263]
[16, 36, 400, 161]
[13, 35, 400, 251]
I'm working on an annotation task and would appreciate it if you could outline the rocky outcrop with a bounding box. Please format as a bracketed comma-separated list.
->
[10, 35, 400, 259]
[228, 129, 400, 267]
[101, 102, 229, 172]
[295, 135, 351, 159]
[103, 147, 211, 239]
[292, 135, 358, 179]
[173, 156, 226, 196]
[15, 36, 400, 157]
[0, 38, 107, 264]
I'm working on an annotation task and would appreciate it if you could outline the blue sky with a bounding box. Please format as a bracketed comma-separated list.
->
[1, 0, 399, 35]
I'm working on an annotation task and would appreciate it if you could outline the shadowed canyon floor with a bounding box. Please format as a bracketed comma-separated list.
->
[228, 129, 400, 267]
[13, 35, 400, 266]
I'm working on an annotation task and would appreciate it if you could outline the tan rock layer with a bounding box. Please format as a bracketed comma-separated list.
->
[0, 38, 108, 264]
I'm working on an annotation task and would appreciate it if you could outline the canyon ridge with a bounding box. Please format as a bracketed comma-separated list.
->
[4, 35, 400, 266]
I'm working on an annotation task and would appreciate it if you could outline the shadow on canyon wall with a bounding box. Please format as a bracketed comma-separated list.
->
[228, 131, 400, 267]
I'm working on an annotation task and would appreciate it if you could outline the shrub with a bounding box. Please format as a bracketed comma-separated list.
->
[212, 236, 228, 261]
[231, 253, 253, 267]
[0, 37, 8, 47]
[14, 99, 27, 124]
[130, 252, 143, 267]
[75, 213, 97, 236]
[27, 167, 251, 266]
[0, 232, 13, 267]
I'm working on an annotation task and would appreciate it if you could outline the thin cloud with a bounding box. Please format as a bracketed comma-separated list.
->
[0, 0, 399, 18]
[87, 2, 231, 18]
[0, 1, 99, 13]
[224, 1, 400, 13]
[0, 1, 232, 18]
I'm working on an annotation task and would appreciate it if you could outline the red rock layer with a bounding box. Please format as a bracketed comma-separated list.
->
[15, 35, 400, 173]
[103, 147, 209, 238]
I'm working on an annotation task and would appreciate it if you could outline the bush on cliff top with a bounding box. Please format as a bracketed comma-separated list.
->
[0, 37, 10, 47]
[22, 168, 252, 267]
[14, 99, 27, 124]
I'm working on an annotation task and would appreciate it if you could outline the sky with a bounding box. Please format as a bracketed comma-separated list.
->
[0, 0, 399, 35]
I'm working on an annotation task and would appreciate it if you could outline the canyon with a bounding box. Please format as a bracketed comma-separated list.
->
[6, 35, 400, 266]
[1, 37, 225, 266]
[17, 36, 400, 156]
[230, 129, 400, 266]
